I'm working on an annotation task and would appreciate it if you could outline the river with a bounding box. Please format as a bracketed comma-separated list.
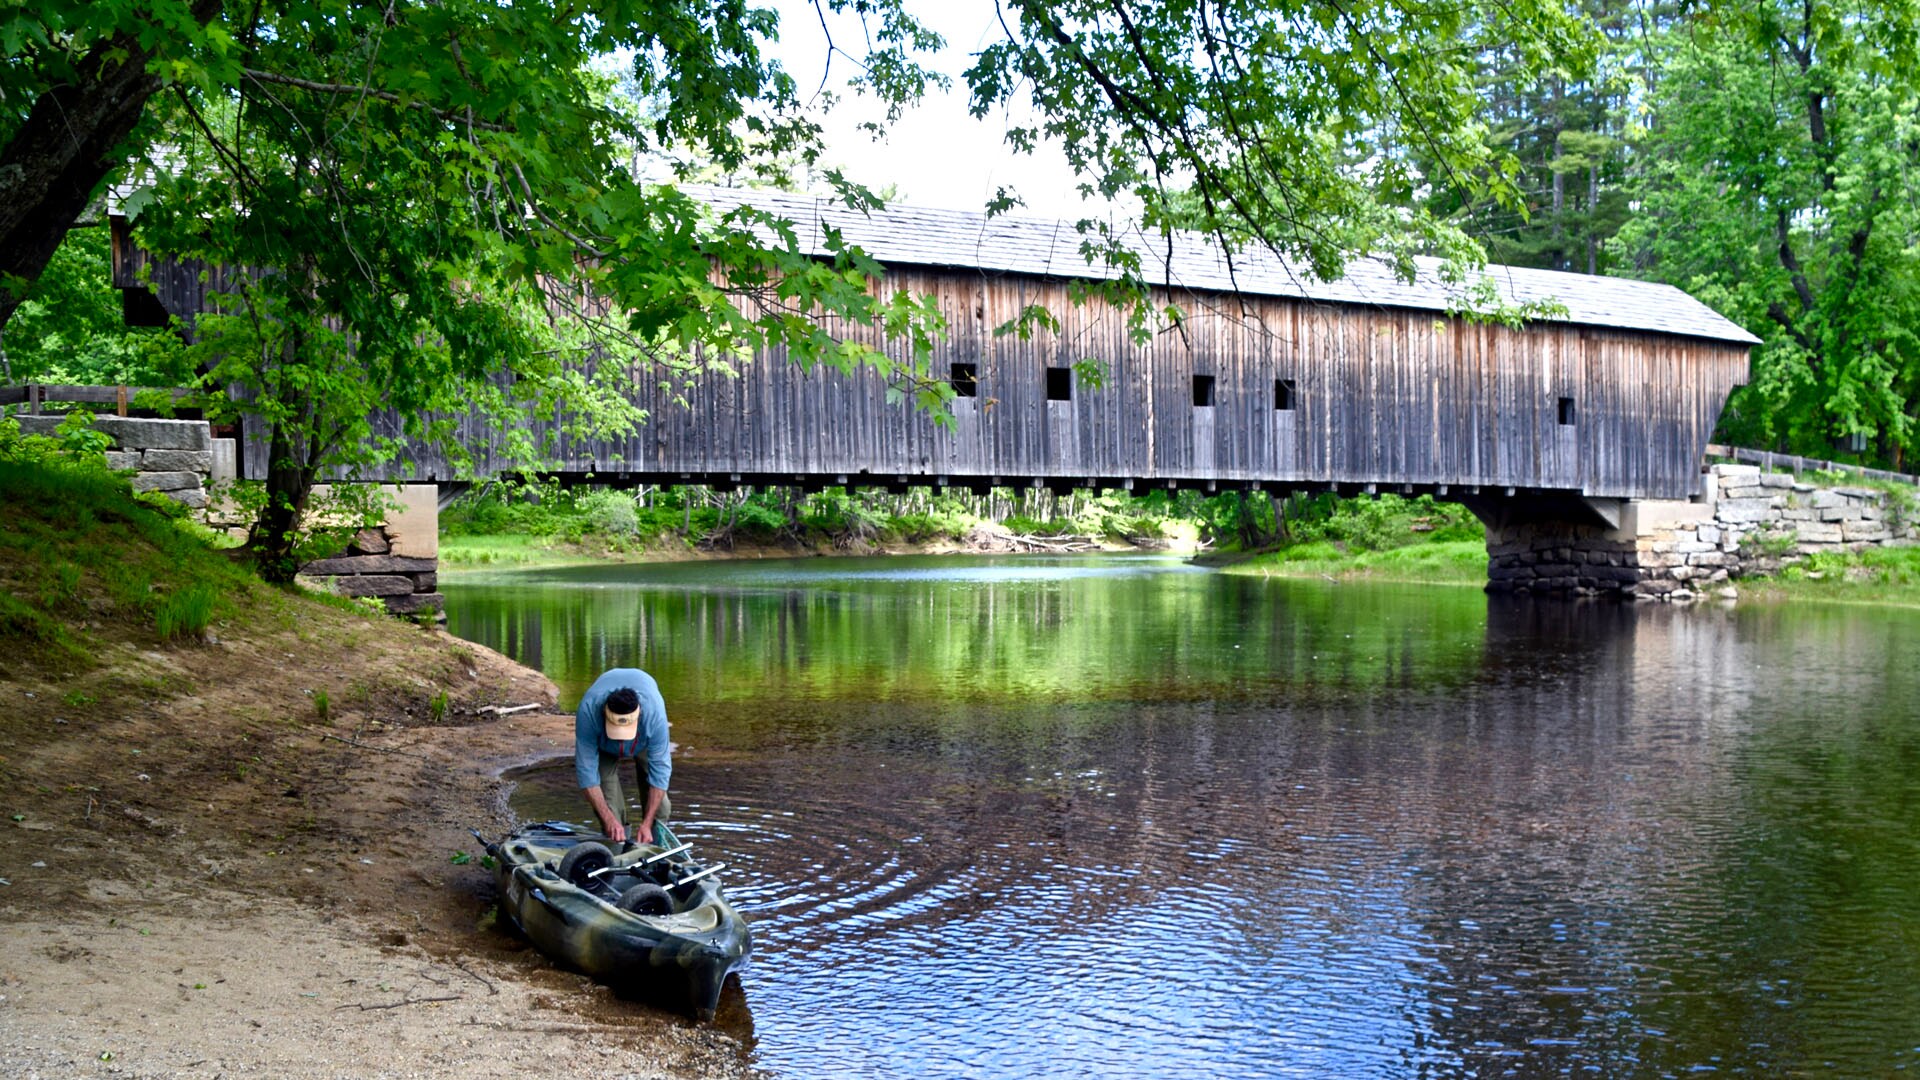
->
[444, 554, 1920, 1078]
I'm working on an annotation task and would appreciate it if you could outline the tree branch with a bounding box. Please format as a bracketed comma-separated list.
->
[1767, 301, 1813, 352]
[1776, 209, 1817, 314]
[0, 0, 225, 328]
[241, 69, 515, 132]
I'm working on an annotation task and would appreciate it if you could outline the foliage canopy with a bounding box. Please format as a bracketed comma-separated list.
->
[3, 0, 1596, 578]
[1610, 0, 1920, 466]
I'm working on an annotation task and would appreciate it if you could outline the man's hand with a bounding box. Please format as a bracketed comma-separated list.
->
[584, 785, 626, 843]
[635, 817, 654, 846]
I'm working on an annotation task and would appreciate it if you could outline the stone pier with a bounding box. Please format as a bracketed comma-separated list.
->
[16, 414, 215, 510]
[293, 484, 444, 617]
[19, 413, 442, 617]
[1481, 464, 1918, 601]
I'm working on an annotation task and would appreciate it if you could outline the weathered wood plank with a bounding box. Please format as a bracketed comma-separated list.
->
[109, 231, 1751, 500]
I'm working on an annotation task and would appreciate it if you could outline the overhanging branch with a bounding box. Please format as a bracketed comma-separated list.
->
[241, 69, 515, 133]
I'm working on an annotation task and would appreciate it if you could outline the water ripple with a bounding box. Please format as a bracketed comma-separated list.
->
[470, 566, 1920, 1080]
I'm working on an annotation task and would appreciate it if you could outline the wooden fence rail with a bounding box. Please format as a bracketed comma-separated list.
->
[0, 384, 193, 416]
[1704, 443, 1919, 487]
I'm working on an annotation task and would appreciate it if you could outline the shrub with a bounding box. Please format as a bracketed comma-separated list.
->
[578, 490, 640, 538]
[888, 511, 969, 543]
[1740, 529, 1800, 559]
[728, 494, 791, 536]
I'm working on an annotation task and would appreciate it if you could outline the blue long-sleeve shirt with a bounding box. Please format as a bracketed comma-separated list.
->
[574, 668, 671, 791]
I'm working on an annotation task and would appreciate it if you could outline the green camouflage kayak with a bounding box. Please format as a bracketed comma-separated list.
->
[484, 821, 750, 1019]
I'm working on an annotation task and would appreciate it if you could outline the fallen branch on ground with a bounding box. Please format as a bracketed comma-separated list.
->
[335, 994, 463, 1011]
[1007, 532, 1103, 552]
[452, 961, 498, 996]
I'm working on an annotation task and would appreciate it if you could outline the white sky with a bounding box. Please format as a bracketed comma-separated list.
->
[759, 1, 1115, 220]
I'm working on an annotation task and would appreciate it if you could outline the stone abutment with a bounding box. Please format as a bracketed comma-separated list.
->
[1481, 464, 1917, 601]
[20, 415, 441, 617]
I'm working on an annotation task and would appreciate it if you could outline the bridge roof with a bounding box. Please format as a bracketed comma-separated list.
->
[695, 187, 1761, 346]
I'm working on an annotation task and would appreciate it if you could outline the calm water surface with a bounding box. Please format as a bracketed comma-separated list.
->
[445, 555, 1920, 1078]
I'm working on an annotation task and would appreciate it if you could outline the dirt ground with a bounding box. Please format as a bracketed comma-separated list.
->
[0, 602, 760, 1079]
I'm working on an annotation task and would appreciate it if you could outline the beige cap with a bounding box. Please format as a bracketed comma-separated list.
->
[603, 701, 640, 741]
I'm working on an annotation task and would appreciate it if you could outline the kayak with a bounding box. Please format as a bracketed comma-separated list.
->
[483, 820, 750, 1019]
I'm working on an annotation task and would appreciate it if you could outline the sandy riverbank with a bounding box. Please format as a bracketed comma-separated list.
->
[0, 612, 758, 1079]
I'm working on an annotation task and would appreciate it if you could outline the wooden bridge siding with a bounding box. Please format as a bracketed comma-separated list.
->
[362, 313, 1736, 501]
[617, 277, 1746, 497]
[161, 252, 1745, 498]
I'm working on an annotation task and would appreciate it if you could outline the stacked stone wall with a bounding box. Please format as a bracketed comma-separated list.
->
[297, 527, 443, 616]
[293, 484, 444, 618]
[17, 415, 214, 511]
[1637, 466, 1915, 596]
[1486, 522, 1647, 595]
[1486, 464, 1918, 601]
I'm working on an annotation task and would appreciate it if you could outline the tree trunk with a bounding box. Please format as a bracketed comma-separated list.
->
[1550, 128, 1566, 272]
[249, 325, 324, 584]
[1587, 165, 1599, 275]
[253, 418, 317, 584]
[0, 1, 225, 329]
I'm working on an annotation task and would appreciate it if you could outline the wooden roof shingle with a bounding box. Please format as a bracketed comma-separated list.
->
[695, 186, 1761, 346]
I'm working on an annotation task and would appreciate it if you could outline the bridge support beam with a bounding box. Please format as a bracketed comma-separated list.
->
[1466, 493, 1716, 601]
[296, 484, 443, 618]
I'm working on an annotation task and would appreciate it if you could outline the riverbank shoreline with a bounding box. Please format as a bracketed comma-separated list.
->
[441, 527, 1191, 573]
[445, 531, 1920, 609]
[0, 559, 759, 1074]
[1, 629, 761, 1078]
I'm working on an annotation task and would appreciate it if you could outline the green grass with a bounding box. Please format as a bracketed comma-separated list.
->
[154, 584, 220, 641]
[440, 533, 616, 570]
[1739, 547, 1920, 607]
[0, 457, 256, 676]
[1227, 539, 1490, 585]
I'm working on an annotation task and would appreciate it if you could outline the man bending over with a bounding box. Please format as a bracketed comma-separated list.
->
[574, 668, 671, 844]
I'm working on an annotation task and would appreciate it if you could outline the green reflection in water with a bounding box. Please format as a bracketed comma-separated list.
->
[446, 555, 1493, 721]
[1641, 601, 1920, 1071]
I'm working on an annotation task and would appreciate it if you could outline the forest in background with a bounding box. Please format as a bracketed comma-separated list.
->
[437, 482, 1487, 572]
[1417, 0, 1920, 470]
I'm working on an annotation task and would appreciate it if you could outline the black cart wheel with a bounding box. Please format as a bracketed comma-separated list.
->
[556, 841, 613, 888]
[615, 882, 673, 916]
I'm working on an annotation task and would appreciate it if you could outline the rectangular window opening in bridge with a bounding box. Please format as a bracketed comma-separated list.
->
[1275, 378, 1296, 411]
[951, 362, 979, 398]
[1046, 366, 1073, 402]
[1192, 375, 1215, 408]
[1558, 397, 1577, 426]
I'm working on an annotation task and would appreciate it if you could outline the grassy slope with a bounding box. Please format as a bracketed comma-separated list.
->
[1735, 547, 1920, 608]
[1222, 538, 1490, 584]
[0, 458, 268, 678]
[0, 459, 539, 883]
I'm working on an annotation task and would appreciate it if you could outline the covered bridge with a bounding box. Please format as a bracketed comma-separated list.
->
[112, 189, 1758, 509]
